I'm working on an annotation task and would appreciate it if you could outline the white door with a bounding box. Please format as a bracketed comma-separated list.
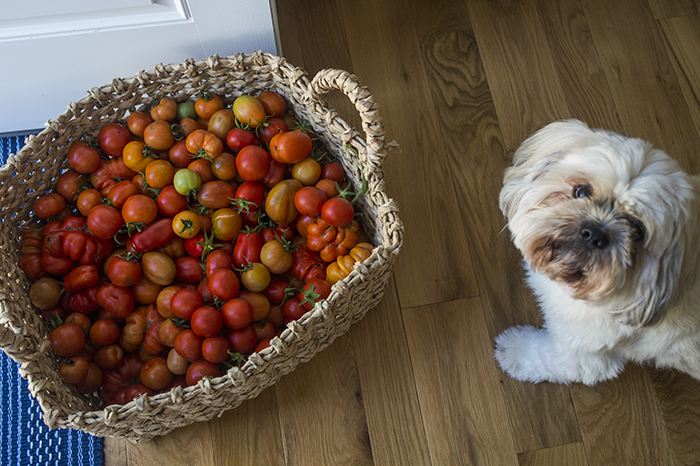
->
[0, 0, 278, 134]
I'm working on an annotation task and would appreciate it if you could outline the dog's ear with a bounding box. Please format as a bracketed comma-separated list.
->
[499, 120, 589, 220]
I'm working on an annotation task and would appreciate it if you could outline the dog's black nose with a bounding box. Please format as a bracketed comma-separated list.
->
[579, 223, 610, 249]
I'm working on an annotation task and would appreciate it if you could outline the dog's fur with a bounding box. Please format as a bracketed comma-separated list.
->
[495, 119, 700, 385]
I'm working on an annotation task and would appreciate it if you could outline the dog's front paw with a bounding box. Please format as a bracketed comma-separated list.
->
[494, 325, 548, 383]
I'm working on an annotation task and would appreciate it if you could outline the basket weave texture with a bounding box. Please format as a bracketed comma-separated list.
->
[0, 52, 402, 441]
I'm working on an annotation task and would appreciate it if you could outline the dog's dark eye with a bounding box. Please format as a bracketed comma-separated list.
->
[573, 184, 592, 199]
[626, 217, 646, 243]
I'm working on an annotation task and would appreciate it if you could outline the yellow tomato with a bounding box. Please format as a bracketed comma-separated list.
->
[172, 211, 201, 239]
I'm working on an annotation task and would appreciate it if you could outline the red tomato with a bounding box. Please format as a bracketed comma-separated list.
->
[159, 319, 185, 347]
[226, 326, 257, 354]
[211, 208, 242, 242]
[260, 160, 287, 189]
[235, 182, 265, 210]
[205, 249, 233, 277]
[232, 231, 262, 268]
[321, 161, 346, 182]
[156, 185, 189, 218]
[73, 363, 103, 394]
[107, 254, 143, 287]
[226, 128, 256, 152]
[236, 145, 270, 182]
[208, 268, 240, 301]
[175, 256, 206, 283]
[49, 323, 86, 357]
[220, 298, 254, 330]
[186, 360, 220, 386]
[201, 336, 230, 364]
[321, 197, 355, 227]
[174, 329, 204, 362]
[198, 180, 236, 209]
[168, 139, 194, 168]
[98, 123, 131, 157]
[33, 193, 66, 219]
[140, 357, 173, 391]
[67, 141, 101, 174]
[283, 296, 307, 322]
[253, 320, 275, 341]
[291, 157, 321, 186]
[94, 345, 124, 369]
[262, 275, 290, 304]
[211, 152, 238, 181]
[144, 120, 175, 150]
[89, 319, 120, 346]
[63, 264, 100, 292]
[256, 91, 287, 117]
[257, 117, 288, 145]
[58, 356, 89, 384]
[269, 131, 312, 164]
[298, 278, 332, 310]
[56, 170, 84, 202]
[121, 194, 158, 225]
[87, 205, 124, 239]
[207, 109, 237, 141]
[294, 186, 328, 217]
[127, 111, 154, 137]
[170, 288, 205, 319]
[97, 283, 135, 318]
[195, 93, 225, 120]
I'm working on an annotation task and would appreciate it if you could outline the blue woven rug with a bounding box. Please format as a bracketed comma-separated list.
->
[0, 134, 104, 466]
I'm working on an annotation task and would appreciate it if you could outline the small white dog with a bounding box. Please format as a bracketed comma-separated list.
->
[495, 119, 700, 385]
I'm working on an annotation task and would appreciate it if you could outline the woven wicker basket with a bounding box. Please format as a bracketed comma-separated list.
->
[0, 52, 402, 441]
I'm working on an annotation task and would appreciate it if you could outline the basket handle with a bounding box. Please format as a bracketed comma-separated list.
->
[309, 69, 388, 164]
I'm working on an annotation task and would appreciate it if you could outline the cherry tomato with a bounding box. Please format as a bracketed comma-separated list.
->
[63, 264, 100, 292]
[263, 275, 290, 304]
[256, 91, 287, 117]
[167, 347, 189, 375]
[253, 320, 275, 341]
[67, 141, 101, 174]
[89, 319, 120, 346]
[87, 205, 123, 239]
[159, 319, 185, 347]
[29, 277, 63, 309]
[232, 95, 266, 128]
[156, 285, 181, 319]
[140, 357, 173, 390]
[315, 178, 340, 198]
[145, 159, 175, 189]
[298, 278, 332, 310]
[260, 239, 293, 274]
[208, 268, 240, 301]
[233, 230, 262, 268]
[207, 109, 237, 141]
[186, 360, 220, 386]
[175, 256, 206, 283]
[97, 283, 135, 318]
[235, 145, 270, 182]
[168, 139, 194, 168]
[241, 262, 271, 293]
[73, 363, 103, 394]
[211, 208, 242, 242]
[121, 194, 156, 225]
[94, 345, 124, 369]
[211, 151, 238, 181]
[235, 182, 265, 210]
[122, 140, 154, 173]
[49, 323, 86, 357]
[174, 329, 204, 362]
[98, 123, 131, 157]
[58, 356, 89, 384]
[186, 129, 224, 159]
[322, 197, 355, 227]
[173, 168, 202, 196]
[265, 179, 303, 225]
[283, 296, 307, 322]
[195, 93, 224, 120]
[269, 131, 312, 164]
[201, 336, 230, 364]
[225, 326, 257, 354]
[150, 97, 177, 121]
[33, 193, 66, 219]
[156, 185, 189, 218]
[205, 249, 234, 277]
[198, 180, 236, 209]
[172, 210, 201, 239]
[107, 254, 142, 287]
[260, 160, 287, 189]
[56, 170, 84, 202]
[294, 186, 328, 217]
[127, 111, 154, 137]
[144, 120, 175, 150]
[238, 291, 270, 322]
[226, 128, 256, 152]
[170, 288, 205, 319]
[257, 117, 288, 145]
[141, 251, 177, 286]
[220, 298, 254, 329]
[76, 189, 102, 217]
[292, 157, 322, 186]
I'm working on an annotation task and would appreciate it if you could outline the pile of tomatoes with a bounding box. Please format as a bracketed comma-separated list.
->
[20, 90, 373, 406]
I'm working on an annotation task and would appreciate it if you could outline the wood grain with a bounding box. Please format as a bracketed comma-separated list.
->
[581, 0, 700, 173]
[536, 0, 624, 132]
[416, 10, 581, 453]
[210, 386, 285, 466]
[403, 297, 519, 466]
[650, 370, 700, 466]
[337, 0, 479, 308]
[660, 14, 700, 142]
[126, 421, 216, 466]
[571, 366, 675, 466]
[102, 437, 127, 466]
[466, 0, 571, 151]
[274, 333, 373, 466]
[518, 443, 589, 466]
[647, 0, 699, 19]
[350, 278, 431, 466]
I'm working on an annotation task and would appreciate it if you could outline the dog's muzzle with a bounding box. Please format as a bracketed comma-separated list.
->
[579, 223, 610, 250]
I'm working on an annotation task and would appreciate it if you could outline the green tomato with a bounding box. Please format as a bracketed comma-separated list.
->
[173, 169, 202, 196]
[177, 101, 197, 120]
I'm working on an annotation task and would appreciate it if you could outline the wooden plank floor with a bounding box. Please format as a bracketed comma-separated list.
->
[104, 0, 700, 464]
